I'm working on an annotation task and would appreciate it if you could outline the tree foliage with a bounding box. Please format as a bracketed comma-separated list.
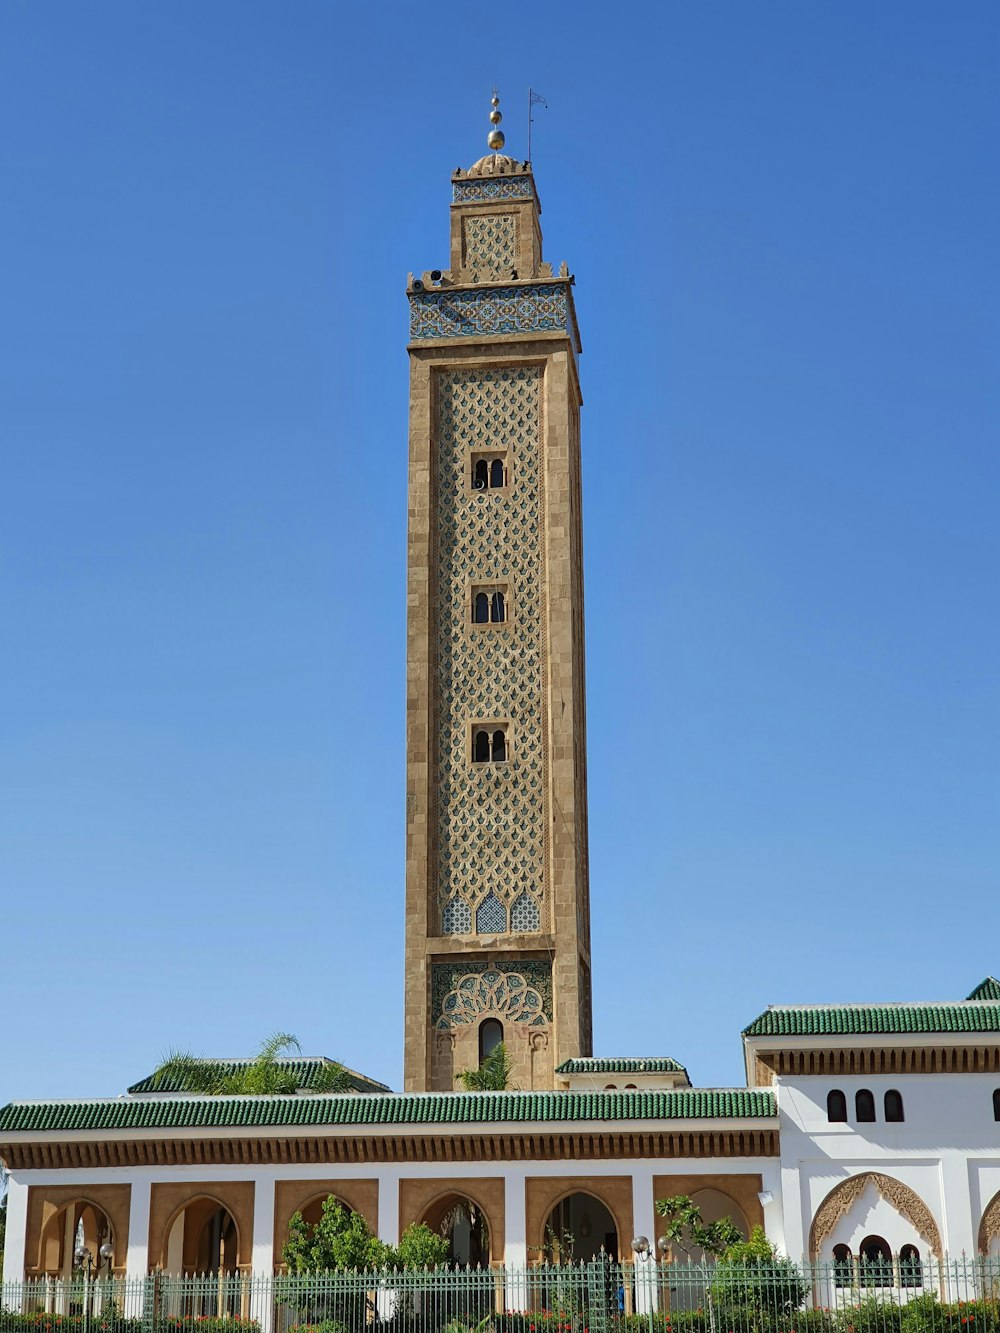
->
[455, 1042, 512, 1092]
[394, 1223, 450, 1270]
[281, 1197, 450, 1273]
[283, 1198, 390, 1273]
[654, 1195, 743, 1258]
[150, 1034, 352, 1096]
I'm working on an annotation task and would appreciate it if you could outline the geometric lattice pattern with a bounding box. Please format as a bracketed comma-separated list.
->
[510, 892, 540, 933]
[453, 177, 535, 204]
[462, 213, 517, 271]
[475, 892, 507, 934]
[441, 897, 472, 935]
[432, 367, 545, 935]
[435, 966, 549, 1030]
[409, 284, 569, 341]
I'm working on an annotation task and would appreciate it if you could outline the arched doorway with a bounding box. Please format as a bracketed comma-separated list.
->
[161, 1199, 241, 1318]
[422, 1193, 491, 1268]
[38, 1200, 115, 1281]
[544, 1192, 618, 1264]
[163, 1198, 239, 1275]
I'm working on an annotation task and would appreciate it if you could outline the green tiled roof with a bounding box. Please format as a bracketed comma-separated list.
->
[0, 1088, 775, 1135]
[966, 978, 1000, 1002]
[555, 1057, 688, 1076]
[743, 1002, 1000, 1038]
[127, 1059, 390, 1097]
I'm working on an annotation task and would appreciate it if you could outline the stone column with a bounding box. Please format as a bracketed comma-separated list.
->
[126, 1179, 151, 1282]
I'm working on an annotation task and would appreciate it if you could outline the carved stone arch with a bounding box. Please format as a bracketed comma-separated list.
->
[420, 1183, 498, 1262]
[399, 1178, 505, 1264]
[526, 1175, 633, 1263]
[149, 1182, 254, 1273]
[29, 1187, 130, 1276]
[808, 1173, 942, 1260]
[977, 1186, 1000, 1254]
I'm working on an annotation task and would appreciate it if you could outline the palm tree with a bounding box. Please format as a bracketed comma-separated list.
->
[149, 1033, 353, 1095]
[456, 1042, 512, 1091]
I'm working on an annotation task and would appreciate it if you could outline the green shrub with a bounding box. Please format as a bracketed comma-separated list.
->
[835, 1296, 903, 1333]
[711, 1228, 809, 1326]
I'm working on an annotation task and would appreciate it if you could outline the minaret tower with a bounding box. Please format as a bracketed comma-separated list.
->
[404, 95, 591, 1092]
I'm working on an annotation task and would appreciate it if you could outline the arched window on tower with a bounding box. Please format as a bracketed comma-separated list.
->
[479, 1018, 503, 1063]
[473, 729, 491, 763]
[827, 1089, 848, 1123]
[491, 729, 506, 762]
[832, 1244, 853, 1288]
[491, 590, 505, 623]
[471, 452, 508, 492]
[855, 1089, 876, 1122]
[993, 1089, 1000, 1121]
[473, 592, 490, 623]
[900, 1245, 922, 1288]
[884, 1089, 904, 1122]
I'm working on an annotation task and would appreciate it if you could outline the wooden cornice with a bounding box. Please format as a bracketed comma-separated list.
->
[2, 1127, 779, 1171]
[752, 1043, 1000, 1083]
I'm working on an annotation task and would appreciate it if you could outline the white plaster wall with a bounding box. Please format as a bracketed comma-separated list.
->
[826, 1181, 927, 1255]
[776, 1073, 1000, 1260]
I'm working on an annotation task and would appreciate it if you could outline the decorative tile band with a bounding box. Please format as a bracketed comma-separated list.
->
[453, 177, 535, 204]
[409, 283, 568, 341]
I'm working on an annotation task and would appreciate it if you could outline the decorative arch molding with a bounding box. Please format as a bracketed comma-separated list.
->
[809, 1173, 942, 1260]
[977, 1187, 1000, 1254]
[148, 1180, 255, 1273]
[525, 1175, 633, 1264]
[399, 1177, 505, 1264]
[26, 1184, 131, 1276]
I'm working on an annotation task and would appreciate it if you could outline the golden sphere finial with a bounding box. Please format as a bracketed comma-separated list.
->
[487, 88, 505, 152]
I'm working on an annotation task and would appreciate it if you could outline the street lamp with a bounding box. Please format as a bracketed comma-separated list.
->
[74, 1242, 114, 1333]
[631, 1236, 670, 1262]
[74, 1242, 114, 1279]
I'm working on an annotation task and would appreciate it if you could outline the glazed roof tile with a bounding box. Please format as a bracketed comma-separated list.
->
[554, 1057, 688, 1076]
[743, 1001, 1000, 1038]
[0, 1088, 775, 1135]
[966, 978, 1000, 1002]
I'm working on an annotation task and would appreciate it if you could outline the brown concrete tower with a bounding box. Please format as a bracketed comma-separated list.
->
[403, 96, 591, 1092]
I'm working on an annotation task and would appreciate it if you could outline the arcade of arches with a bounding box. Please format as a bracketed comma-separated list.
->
[28, 1171, 985, 1273]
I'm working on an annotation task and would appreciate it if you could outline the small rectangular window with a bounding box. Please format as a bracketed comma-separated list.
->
[470, 450, 509, 493]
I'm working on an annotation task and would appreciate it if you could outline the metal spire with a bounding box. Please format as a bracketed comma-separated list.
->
[487, 88, 505, 154]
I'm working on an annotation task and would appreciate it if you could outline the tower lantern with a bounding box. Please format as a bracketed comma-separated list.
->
[403, 97, 591, 1092]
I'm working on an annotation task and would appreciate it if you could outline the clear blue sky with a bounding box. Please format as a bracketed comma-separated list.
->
[2, 2, 997, 1101]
